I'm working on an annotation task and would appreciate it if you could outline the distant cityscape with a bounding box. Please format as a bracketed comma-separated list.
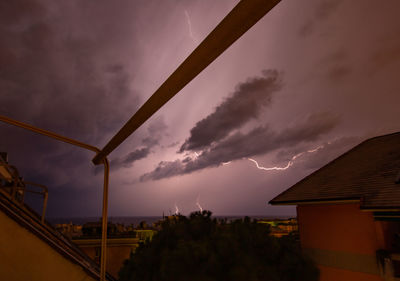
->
[48, 215, 293, 226]
[53, 215, 298, 277]
[52, 216, 298, 238]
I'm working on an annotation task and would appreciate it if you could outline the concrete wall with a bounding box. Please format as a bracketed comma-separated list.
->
[0, 211, 97, 281]
[297, 203, 384, 281]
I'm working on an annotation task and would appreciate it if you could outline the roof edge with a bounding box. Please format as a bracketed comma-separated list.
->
[269, 196, 360, 205]
[269, 131, 400, 204]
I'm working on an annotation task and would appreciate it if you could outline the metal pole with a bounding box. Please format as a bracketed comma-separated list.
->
[0, 115, 109, 281]
[92, 0, 281, 165]
[0, 115, 98, 152]
[100, 158, 109, 281]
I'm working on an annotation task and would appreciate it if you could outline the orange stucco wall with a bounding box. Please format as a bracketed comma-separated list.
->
[297, 203, 384, 281]
[319, 265, 383, 281]
[298, 203, 380, 254]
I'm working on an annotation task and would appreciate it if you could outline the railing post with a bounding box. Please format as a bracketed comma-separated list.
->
[100, 157, 109, 281]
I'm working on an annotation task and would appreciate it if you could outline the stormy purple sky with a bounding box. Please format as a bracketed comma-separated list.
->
[1, 0, 400, 218]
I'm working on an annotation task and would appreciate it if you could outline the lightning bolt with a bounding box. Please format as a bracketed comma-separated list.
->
[196, 196, 203, 212]
[248, 157, 292, 170]
[222, 161, 231, 166]
[174, 203, 179, 215]
[247, 143, 329, 171]
[184, 10, 197, 43]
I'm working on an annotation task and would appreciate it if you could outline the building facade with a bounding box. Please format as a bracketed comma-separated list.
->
[270, 132, 400, 281]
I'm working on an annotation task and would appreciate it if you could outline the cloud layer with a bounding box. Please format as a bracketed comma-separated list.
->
[142, 91, 339, 181]
[0, 0, 141, 144]
[0, 0, 145, 215]
[141, 69, 339, 181]
[106, 117, 168, 172]
[179, 70, 282, 152]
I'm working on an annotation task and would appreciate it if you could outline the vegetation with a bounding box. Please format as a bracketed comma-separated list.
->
[119, 211, 319, 281]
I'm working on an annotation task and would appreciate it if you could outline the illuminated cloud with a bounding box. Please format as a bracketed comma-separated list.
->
[179, 70, 282, 152]
[140, 112, 339, 181]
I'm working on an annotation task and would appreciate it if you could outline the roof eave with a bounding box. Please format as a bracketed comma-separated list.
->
[269, 197, 361, 206]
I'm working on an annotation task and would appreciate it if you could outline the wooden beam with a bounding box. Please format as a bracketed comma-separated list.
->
[92, 0, 281, 164]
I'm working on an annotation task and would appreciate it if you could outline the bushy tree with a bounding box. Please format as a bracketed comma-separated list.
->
[119, 211, 318, 281]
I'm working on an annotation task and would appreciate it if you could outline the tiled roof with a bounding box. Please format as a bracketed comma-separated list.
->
[269, 132, 400, 209]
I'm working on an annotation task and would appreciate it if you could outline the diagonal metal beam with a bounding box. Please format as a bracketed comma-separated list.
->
[92, 0, 281, 164]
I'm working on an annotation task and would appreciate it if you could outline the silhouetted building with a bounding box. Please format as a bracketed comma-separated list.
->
[258, 218, 298, 237]
[270, 132, 400, 281]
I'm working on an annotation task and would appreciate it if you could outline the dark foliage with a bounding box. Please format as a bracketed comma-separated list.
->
[119, 211, 319, 281]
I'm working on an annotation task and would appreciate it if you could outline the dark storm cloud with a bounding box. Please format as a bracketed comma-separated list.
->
[0, 0, 143, 202]
[141, 112, 339, 181]
[298, 0, 343, 37]
[124, 147, 151, 165]
[179, 70, 282, 152]
[101, 116, 169, 173]
[106, 147, 151, 173]
[0, 1, 140, 144]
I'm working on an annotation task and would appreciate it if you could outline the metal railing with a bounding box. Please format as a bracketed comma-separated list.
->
[0, 115, 109, 281]
[23, 181, 49, 224]
[0, 157, 49, 223]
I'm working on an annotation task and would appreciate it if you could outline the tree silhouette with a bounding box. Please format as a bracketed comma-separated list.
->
[119, 211, 318, 281]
